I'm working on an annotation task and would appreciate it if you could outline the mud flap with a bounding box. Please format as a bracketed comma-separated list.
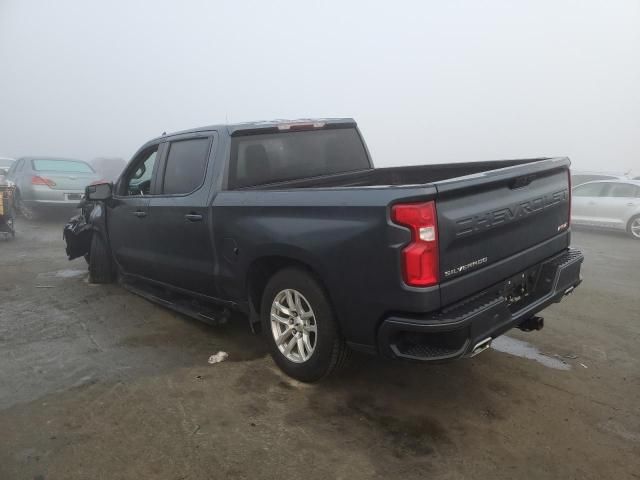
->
[63, 214, 93, 260]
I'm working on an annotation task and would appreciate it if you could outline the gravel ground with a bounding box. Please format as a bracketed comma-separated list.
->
[1, 215, 639, 480]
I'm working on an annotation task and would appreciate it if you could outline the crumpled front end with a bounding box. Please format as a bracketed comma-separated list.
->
[63, 214, 93, 260]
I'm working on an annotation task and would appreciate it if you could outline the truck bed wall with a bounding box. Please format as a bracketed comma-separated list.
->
[242, 158, 544, 190]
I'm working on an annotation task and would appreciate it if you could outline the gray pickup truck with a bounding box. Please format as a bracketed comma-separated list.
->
[65, 118, 583, 381]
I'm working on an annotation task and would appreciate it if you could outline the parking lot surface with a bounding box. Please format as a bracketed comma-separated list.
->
[1, 217, 639, 479]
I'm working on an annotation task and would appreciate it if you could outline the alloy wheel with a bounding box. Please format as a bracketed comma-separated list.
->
[631, 218, 640, 239]
[270, 289, 317, 363]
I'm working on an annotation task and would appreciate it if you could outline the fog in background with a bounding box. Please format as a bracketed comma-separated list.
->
[1, 0, 638, 174]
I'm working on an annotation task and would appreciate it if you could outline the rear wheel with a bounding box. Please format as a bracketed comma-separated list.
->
[627, 216, 640, 240]
[260, 267, 349, 382]
[89, 233, 115, 283]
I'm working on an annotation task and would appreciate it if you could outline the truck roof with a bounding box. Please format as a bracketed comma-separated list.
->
[150, 118, 357, 143]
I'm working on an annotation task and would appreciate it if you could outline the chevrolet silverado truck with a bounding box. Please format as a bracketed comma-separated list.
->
[64, 118, 584, 381]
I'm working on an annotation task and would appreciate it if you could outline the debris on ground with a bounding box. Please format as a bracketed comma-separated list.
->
[208, 351, 229, 364]
[580, 363, 589, 369]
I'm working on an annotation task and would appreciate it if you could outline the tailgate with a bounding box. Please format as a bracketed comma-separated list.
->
[435, 158, 571, 305]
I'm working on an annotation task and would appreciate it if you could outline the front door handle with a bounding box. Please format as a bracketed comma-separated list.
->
[185, 213, 203, 222]
[132, 210, 147, 218]
[627, 202, 636, 207]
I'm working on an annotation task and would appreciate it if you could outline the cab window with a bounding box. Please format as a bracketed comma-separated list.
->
[120, 146, 159, 196]
[161, 138, 211, 195]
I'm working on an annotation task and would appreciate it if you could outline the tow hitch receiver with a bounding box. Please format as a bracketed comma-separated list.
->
[518, 316, 544, 332]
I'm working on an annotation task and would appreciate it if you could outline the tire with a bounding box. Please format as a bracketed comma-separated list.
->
[13, 191, 37, 220]
[89, 233, 115, 283]
[260, 267, 349, 382]
[627, 215, 640, 240]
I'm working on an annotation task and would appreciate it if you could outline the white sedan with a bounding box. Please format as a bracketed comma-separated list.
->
[571, 180, 640, 240]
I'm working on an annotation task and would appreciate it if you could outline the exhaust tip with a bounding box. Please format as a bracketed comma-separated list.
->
[468, 337, 492, 357]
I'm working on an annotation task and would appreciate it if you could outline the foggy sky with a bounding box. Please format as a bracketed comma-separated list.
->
[1, 0, 639, 174]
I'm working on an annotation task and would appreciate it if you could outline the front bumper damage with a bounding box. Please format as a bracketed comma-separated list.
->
[63, 214, 93, 260]
[378, 248, 584, 361]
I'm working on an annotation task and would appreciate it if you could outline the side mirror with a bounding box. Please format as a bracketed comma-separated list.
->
[0, 167, 8, 176]
[86, 182, 113, 201]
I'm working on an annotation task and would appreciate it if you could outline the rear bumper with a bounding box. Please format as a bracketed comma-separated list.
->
[22, 199, 82, 208]
[21, 186, 84, 208]
[377, 248, 584, 361]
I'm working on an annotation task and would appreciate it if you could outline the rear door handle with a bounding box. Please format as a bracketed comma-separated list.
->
[627, 202, 636, 207]
[132, 210, 147, 218]
[185, 213, 203, 222]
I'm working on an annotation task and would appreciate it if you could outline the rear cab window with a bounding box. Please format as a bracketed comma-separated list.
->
[229, 127, 370, 189]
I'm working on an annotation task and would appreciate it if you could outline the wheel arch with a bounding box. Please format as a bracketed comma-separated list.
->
[627, 213, 640, 239]
[246, 255, 336, 331]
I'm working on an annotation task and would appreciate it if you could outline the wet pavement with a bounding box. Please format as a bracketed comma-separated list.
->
[491, 336, 572, 370]
[1, 217, 639, 479]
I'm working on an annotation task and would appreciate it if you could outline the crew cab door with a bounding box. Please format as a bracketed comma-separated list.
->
[107, 143, 162, 277]
[145, 133, 217, 296]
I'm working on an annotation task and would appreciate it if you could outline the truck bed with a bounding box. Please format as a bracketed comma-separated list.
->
[216, 154, 573, 348]
[240, 158, 551, 190]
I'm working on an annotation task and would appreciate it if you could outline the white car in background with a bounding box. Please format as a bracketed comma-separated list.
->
[570, 170, 626, 186]
[572, 179, 640, 240]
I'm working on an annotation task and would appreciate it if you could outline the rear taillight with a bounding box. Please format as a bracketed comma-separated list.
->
[391, 201, 439, 287]
[31, 176, 56, 187]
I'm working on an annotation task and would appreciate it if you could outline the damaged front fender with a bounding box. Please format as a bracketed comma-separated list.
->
[63, 201, 108, 261]
[63, 214, 93, 260]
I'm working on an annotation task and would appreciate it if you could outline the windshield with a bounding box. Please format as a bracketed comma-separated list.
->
[31, 159, 95, 173]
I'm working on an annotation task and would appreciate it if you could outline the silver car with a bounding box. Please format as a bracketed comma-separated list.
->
[571, 179, 640, 240]
[6, 157, 101, 214]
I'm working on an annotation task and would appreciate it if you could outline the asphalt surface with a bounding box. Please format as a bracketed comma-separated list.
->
[1, 215, 639, 480]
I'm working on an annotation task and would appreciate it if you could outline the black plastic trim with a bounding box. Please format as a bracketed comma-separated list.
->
[378, 248, 584, 361]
